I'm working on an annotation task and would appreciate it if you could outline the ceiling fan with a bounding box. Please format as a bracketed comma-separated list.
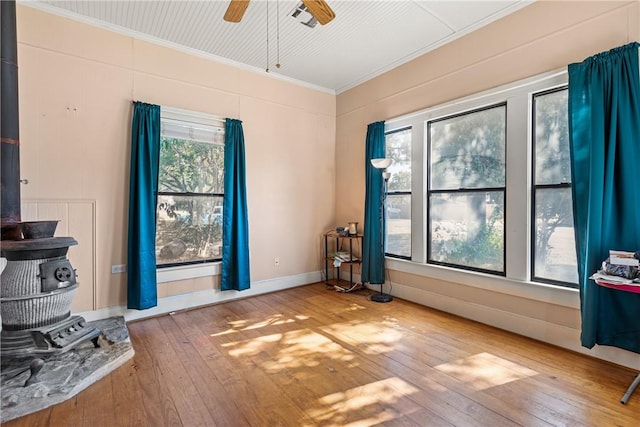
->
[224, 0, 336, 25]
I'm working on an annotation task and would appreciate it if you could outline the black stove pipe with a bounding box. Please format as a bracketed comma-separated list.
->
[1, 0, 22, 240]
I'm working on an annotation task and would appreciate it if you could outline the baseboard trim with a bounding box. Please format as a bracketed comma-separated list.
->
[76, 271, 322, 324]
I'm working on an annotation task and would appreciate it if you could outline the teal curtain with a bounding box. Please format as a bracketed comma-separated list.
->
[221, 118, 251, 291]
[361, 121, 386, 284]
[568, 42, 640, 353]
[127, 102, 160, 310]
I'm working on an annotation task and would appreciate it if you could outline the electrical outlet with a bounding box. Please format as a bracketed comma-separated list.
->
[274, 257, 280, 267]
[111, 264, 126, 274]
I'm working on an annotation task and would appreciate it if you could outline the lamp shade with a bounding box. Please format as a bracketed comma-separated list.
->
[371, 158, 392, 170]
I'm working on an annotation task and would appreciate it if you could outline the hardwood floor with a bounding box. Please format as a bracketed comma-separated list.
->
[4, 284, 639, 426]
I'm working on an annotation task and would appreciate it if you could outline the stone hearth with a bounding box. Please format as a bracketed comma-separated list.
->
[0, 316, 134, 423]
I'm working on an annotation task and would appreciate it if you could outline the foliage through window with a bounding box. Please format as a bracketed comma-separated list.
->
[428, 105, 506, 273]
[156, 113, 225, 267]
[385, 127, 412, 259]
[532, 88, 578, 286]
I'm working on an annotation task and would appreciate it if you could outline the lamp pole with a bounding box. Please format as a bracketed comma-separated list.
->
[371, 164, 393, 303]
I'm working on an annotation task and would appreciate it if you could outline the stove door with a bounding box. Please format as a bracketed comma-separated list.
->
[39, 258, 77, 292]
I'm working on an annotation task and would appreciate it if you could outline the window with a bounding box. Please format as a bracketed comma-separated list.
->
[385, 127, 412, 259]
[384, 70, 578, 290]
[427, 105, 506, 273]
[532, 88, 578, 286]
[156, 109, 225, 267]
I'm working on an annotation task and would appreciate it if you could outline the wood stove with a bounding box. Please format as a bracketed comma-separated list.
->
[1, 232, 100, 358]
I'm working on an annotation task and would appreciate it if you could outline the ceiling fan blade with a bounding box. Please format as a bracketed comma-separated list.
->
[301, 0, 336, 25]
[224, 0, 250, 23]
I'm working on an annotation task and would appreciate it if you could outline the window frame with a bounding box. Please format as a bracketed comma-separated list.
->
[530, 86, 577, 288]
[384, 125, 412, 260]
[156, 106, 225, 282]
[383, 69, 578, 299]
[426, 102, 507, 275]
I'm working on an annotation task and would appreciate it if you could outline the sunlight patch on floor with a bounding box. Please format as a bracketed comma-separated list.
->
[320, 321, 402, 355]
[223, 328, 355, 371]
[344, 303, 368, 312]
[435, 352, 538, 391]
[306, 377, 419, 427]
[223, 332, 283, 357]
[210, 314, 297, 337]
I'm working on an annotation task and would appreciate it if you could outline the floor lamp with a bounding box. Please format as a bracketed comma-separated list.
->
[370, 158, 393, 303]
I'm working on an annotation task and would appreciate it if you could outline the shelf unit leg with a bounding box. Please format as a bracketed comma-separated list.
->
[324, 235, 329, 284]
[621, 373, 640, 404]
[349, 238, 353, 285]
[335, 236, 340, 284]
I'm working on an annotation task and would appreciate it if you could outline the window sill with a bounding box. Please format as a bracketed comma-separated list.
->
[157, 262, 221, 283]
[385, 257, 579, 309]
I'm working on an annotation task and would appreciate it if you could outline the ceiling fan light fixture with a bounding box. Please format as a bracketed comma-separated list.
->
[290, 2, 318, 28]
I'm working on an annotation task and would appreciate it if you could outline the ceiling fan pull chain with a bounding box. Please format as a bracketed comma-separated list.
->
[276, 0, 281, 69]
[265, 0, 270, 72]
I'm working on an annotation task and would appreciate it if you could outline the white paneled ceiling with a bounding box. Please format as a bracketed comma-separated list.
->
[25, 0, 533, 94]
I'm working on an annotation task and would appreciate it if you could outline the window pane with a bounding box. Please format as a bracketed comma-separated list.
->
[156, 195, 223, 265]
[534, 188, 578, 284]
[533, 88, 577, 286]
[158, 138, 224, 194]
[430, 106, 506, 190]
[386, 129, 411, 192]
[430, 191, 504, 271]
[386, 194, 411, 258]
[535, 90, 571, 185]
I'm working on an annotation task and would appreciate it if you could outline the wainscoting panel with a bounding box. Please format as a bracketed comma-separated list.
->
[21, 199, 96, 312]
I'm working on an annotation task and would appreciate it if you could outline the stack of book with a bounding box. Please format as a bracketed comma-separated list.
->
[591, 271, 640, 293]
[331, 251, 359, 262]
[593, 250, 640, 293]
[609, 250, 639, 267]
